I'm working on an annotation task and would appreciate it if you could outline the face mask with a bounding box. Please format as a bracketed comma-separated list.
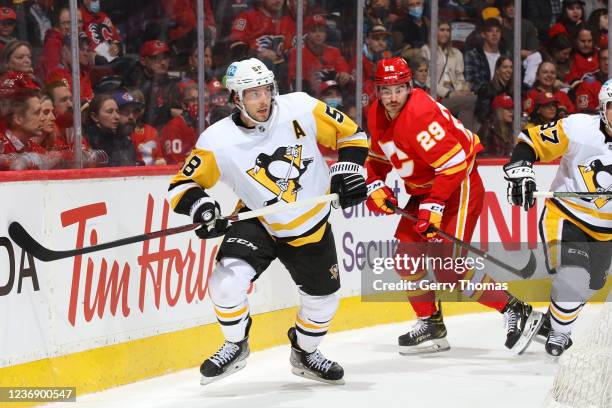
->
[408, 6, 424, 19]
[324, 97, 342, 108]
[88, 0, 100, 14]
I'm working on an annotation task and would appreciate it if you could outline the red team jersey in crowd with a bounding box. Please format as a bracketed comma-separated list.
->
[366, 88, 481, 204]
[565, 52, 599, 84]
[160, 115, 197, 164]
[574, 76, 603, 112]
[80, 6, 120, 48]
[230, 9, 294, 55]
[523, 88, 576, 114]
[130, 124, 165, 165]
[288, 44, 350, 85]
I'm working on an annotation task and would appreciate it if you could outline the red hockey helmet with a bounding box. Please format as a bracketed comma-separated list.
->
[374, 57, 412, 86]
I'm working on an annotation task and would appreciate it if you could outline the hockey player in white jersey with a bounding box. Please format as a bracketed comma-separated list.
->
[168, 58, 368, 384]
[504, 80, 612, 357]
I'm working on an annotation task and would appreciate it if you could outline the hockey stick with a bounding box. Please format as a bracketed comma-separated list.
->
[533, 191, 612, 198]
[385, 200, 536, 278]
[8, 193, 339, 262]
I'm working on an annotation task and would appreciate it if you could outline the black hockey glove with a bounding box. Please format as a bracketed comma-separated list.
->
[330, 162, 367, 209]
[190, 197, 229, 239]
[503, 160, 537, 211]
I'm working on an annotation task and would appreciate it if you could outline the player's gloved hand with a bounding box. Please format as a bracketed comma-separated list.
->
[366, 179, 397, 215]
[190, 197, 229, 239]
[415, 200, 445, 242]
[503, 160, 536, 211]
[330, 162, 367, 209]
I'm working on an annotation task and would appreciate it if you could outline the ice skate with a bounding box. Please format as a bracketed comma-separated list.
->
[200, 338, 250, 385]
[288, 327, 345, 385]
[545, 329, 573, 357]
[398, 309, 450, 355]
[503, 297, 544, 354]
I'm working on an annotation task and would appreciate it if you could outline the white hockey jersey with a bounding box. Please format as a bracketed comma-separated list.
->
[519, 114, 612, 239]
[169, 92, 368, 244]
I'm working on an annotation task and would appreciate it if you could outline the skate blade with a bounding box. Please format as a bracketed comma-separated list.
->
[200, 360, 247, 385]
[290, 367, 346, 385]
[512, 311, 545, 355]
[399, 337, 451, 355]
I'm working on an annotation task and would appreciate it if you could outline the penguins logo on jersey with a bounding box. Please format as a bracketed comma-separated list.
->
[578, 157, 612, 208]
[247, 145, 314, 205]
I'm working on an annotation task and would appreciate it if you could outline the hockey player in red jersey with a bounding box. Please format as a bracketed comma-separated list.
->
[364, 57, 544, 355]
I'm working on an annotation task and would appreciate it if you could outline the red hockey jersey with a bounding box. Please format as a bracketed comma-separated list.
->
[366, 88, 481, 203]
[230, 9, 294, 55]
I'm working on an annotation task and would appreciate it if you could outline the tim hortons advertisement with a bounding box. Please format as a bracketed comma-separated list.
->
[0, 164, 557, 367]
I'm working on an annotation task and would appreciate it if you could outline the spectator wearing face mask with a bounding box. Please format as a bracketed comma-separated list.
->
[0, 7, 17, 51]
[40, 6, 83, 81]
[320, 80, 343, 109]
[392, 0, 428, 53]
[80, 0, 122, 63]
[114, 90, 165, 166]
[160, 80, 199, 164]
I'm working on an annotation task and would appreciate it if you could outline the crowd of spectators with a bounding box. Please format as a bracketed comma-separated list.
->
[0, 0, 609, 170]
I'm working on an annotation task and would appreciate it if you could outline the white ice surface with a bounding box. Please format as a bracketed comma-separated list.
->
[45, 305, 605, 408]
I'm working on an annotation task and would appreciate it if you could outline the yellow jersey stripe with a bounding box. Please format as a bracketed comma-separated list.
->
[286, 222, 327, 247]
[431, 143, 462, 168]
[261, 201, 329, 231]
[214, 306, 248, 319]
[296, 316, 330, 330]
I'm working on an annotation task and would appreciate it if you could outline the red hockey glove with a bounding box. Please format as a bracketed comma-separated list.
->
[415, 200, 445, 241]
[366, 180, 397, 215]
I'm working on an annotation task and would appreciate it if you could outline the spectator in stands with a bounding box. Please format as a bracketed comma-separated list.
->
[84, 93, 137, 167]
[524, 61, 575, 116]
[475, 56, 513, 123]
[477, 93, 515, 157]
[33, 92, 108, 168]
[462, 7, 502, 53]
[499, 0, 539, 59]
[26, 0, 52, 48]
[548, 0, 585, 41]
[31, 93, 57, 149]
[355, 24, 393, 109]
[364, 0, 396, 48]
[0, 7, 16, 51]
[161, 80, 198, 164]
[527, 91, 561, 127]
[206, 78, 230, 121]
[409, 57, 429, 92]
[288, 15, 351, 94]
[45, 80, 76, 142]
[114, 90, 166, 166]
[319, 80, 344, 110]
[123, 40, 180, 129]
[229, 0, 294, 90]
[586, 7, 608, 48]
[575, 47, 608, 112]
[209, 104, 233, 125]
[465, 18, 507, 94]
[162, 0, 216, 61]
[1, 41, 35, 78]
[523, 33, 574, 87]
[421, 19, 477, 130]
[40, 6, 83, 81]
[46, 33, 94, 103]
[392, 0, 429, 53]
[524, 0, 563, 43]
[184, 43, 214, 82]
[80, 0, 121, 63]
[565, 27, 599, 86]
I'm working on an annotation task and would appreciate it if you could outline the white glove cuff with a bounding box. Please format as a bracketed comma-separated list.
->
[330, 161, 363, 176]
[189, 197, 216, 219]
[367, 180, 386, 196]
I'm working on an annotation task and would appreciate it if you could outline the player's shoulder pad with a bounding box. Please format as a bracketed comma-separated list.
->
[194, 115, 238, 151]
[275, 92, 319, 116]
[559, 113, 600, 142]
